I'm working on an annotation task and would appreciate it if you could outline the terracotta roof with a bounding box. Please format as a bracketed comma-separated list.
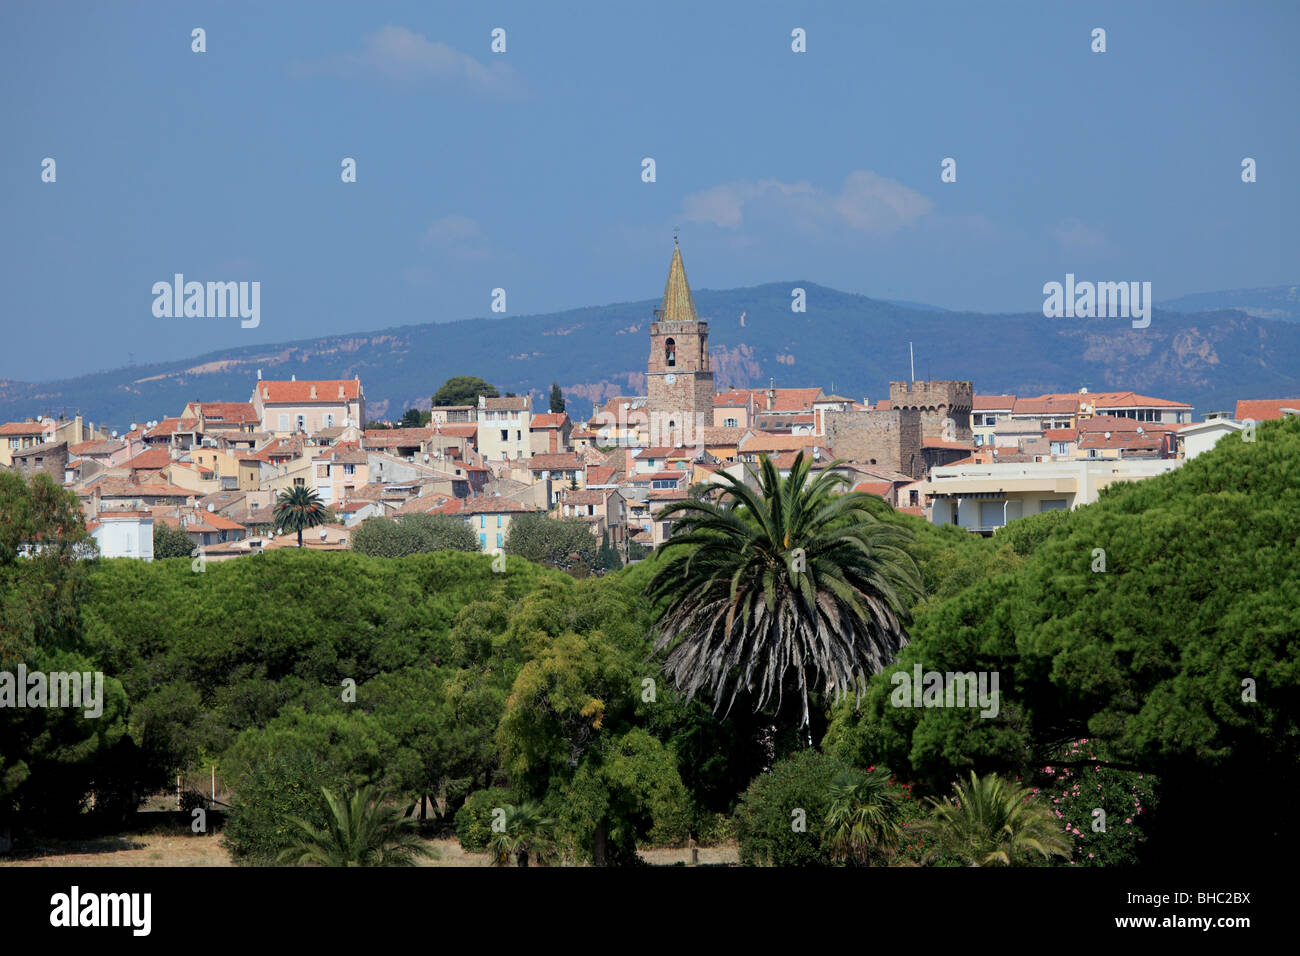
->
[0, 421, 50, 436]
[1011, 396, 1078, 416]
[197, 402, 259, 424]
[739, 434, 822, 453]
[481, 396, 529, 411]
[363, 427, 434, 447]
[853, 481, 893, 496]
[392, 494, 456, 516]
[96, 478, 194, 498]
[636, 447, 688, 459]
[144, 417, 185, 439]
[700, 426, 746, 444]
[586, 465, 619, 485]
[649, 488, 691, 500]
[430, 423, 478, 439]
[255, 379, 361, 403]
[1077, 432, 1163, 450]
[1043, 429, 1076, 441]
[124, 448, 173, 470]
[1088, 392, 1191, 409]
[437, 496, 537, 516]
[526, 453, 585, 471]
[69, 439, 124, 456]
[1234, 399, 1300, 421]
[530, 413, 568, 429]
[12, 440, 67, 457]
[746, 387, 825, 412]
[972, 395, 1016, 411]
[560, 489, 615, 506]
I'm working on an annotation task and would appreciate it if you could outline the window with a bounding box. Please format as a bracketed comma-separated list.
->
[296, 415, 305, 432]
[661, 521, 672, 537]
[496, 533, 503, 548]
[497, 514, 502, 527]
[665, 338, 676, 367]
[480, 533, 487, 549]
[344, 464, 355, 476]
[500, 430, 508, 442]
[325, 414, 334, 428]
[978, 501, 1005, 529]
[724, 418, 738, 428]
[1040, 499, 1068, 512]
[278, 414, 290, 431]
[293, 477, 305, 487]
[516, 430, 521, 441]
[480, 515, 486, 528]
[7, 438, 16, 449]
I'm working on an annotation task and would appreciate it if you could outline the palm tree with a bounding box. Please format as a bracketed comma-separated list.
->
[825, 767, 905, 865]
[920, 771, 1072, 866]
[488, 802, 560, 867]
[273, 486, 329, 548]
[277, 786, 435, 867]
[645, 452, 923, 730]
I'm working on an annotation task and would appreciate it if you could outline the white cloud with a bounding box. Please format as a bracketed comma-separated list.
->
[295, 26, 523, 99]
[680, 171, 932, 236]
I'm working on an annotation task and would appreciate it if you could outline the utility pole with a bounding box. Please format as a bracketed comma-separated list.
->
[909, 342, 915, 383]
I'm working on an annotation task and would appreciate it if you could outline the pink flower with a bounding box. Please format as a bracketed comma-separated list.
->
[1124, 818, 1132, 824]
[1088, 853, 1094, 858]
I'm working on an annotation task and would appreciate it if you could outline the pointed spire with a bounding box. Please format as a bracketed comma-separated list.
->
[659, 244, 699, 323]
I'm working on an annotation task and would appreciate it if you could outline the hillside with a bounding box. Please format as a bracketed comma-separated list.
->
[3, 283, 1300, 428]
[1158, 284, 1300, 323]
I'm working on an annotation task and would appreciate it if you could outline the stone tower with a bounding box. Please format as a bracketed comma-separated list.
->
[888, 380, 974, 442]
[647, 243, 713, 445]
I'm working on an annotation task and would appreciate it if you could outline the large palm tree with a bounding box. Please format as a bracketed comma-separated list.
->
[488, 802, 560, 867]
[277, 786, 435, 867]
[921, 771, 1072, 866]
[825, 767, 905, 866]
[273, 486, 329, 548]
[646, 452, 923, 729]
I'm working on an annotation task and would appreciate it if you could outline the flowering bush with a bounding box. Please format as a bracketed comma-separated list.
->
[1034, 739, 1157, 866]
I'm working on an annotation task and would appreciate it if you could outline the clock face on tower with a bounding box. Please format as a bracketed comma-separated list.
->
[664, 373, 676, 384]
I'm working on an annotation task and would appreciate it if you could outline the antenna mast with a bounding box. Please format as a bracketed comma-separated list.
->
[909, 342, 915, 382]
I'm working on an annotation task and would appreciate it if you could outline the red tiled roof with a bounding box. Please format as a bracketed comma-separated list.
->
[526, 453, 585, 471]
[431, 424, 478, 439]
[256, 380, 361, 403]
[144, 417, 185, 439]
[853, 481, 893, 496]
[739, 434, 821, 453]
[530, 413, 568, 429]
[69, 439, 124, 456]
[436, 496, 537, 516]
[124, 448, 172, 471]
[972, 395, 1016, 410]
[1235, 399, 1300, 421]
[0, 421, 50, 436]
[1043, 429, 1076, 441]
[198, 402, 259, 424]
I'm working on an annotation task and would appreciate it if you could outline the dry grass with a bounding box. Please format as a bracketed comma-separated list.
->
[1, 830, 741, 867]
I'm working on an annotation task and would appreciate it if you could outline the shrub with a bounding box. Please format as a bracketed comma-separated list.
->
[733, 750, 848, 866]
[455, 787, 513, 851]
[351, 514, 478, 557]
[221, 750, 337, 865]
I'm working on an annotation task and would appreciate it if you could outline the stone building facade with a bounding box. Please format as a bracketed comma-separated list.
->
[888, 380, 974, 442]
[646, 244, 713, 447]
[825, 408, 923, 479]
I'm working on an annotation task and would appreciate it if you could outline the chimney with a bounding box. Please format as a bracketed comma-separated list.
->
[291, 374, 296, 381]
[310, 385, 318, 400]
[257, 369, 262, 380]
[337, 384, 345, 399]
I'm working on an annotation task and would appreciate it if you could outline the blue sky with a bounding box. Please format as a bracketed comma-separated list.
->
[2, 1, 1296, 382]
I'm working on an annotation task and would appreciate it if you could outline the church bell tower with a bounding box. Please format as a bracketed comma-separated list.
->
[646, 241, 713, 446]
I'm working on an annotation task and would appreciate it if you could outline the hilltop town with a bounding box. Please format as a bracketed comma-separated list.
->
[3, 246, 1296, 564]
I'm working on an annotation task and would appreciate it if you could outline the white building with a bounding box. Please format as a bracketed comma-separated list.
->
[90, 511, 155, 560]
[1179, 419, 1245, 460]
[924, 458, 1181, 533]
